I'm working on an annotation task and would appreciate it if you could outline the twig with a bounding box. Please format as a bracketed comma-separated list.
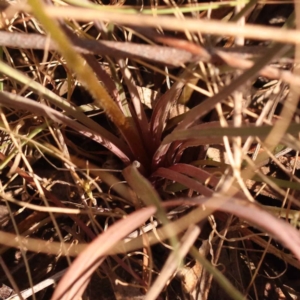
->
[0, 31, 196, 67]
[0, 31, 298, 86]
[6, 269, 66, 300]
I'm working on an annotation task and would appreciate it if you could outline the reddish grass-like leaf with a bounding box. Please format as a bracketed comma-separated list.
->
[163, 197, 300, 262]
[169, 164, 246, 199]
[0, 91, 132, 163]
[150, 80, 185, 154]
[162, 123, 300, 145]
[152, 144, 170, 171]
[118, 60, 151, 151]
[173, 43, 289, 131]
[170, 164, 220, 186]
[153, 167, 213, 197]
[51, 206, 156, 300]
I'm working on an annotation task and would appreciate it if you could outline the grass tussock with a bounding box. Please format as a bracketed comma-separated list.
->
[0, 0, 299, 299]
